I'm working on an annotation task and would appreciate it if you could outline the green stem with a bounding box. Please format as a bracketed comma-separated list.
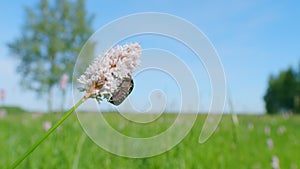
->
[10, 97, 86, 169]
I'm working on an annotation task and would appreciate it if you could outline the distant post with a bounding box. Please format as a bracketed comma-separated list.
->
[60, 74, 69, 111]
[0, 89, 6, 106]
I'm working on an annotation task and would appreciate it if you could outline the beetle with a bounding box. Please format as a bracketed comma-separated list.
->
[108, 76, 134, 106]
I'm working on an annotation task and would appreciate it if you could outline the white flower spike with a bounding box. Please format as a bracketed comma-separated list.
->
[10, 43, 142, 168]
[78, 43, 142, 103]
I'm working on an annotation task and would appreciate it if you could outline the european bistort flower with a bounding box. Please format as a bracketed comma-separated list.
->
[10, 43, 142, 168]
[277, 125, 286, 135]
[60, 74, 69, 90]
[77, 43, 142, 103]
[43, 121, 52, 131]
[266, 138, 274, 150]
[271, 155, 280, 169]
[264, 126, 271, 135]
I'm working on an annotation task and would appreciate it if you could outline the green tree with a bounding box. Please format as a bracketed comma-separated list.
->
[7, 0, 94, 112]
[264, 67, 299, 114]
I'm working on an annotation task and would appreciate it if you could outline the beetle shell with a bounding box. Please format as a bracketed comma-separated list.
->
[108, 76, 134, 106]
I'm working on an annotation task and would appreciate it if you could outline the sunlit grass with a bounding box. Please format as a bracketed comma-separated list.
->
[1, 113, 299, 169]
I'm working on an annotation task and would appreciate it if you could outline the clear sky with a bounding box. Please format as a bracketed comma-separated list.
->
[0, 0, 300, 113]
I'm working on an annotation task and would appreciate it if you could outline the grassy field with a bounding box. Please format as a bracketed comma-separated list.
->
[0, 111, 300, 169]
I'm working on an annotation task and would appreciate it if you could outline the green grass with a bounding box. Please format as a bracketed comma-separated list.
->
[1, 112, 300, 169]
[0, 106, 28, 114]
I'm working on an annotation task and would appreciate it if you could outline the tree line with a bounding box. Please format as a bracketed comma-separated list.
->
[264, 64, 300, 114]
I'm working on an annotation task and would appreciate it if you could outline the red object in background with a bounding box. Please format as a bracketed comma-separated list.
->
[0, 89, 6, 101]
[60, 74, 69, 90]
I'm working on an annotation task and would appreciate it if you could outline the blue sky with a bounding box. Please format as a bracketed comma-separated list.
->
[0, 0, 300, 113]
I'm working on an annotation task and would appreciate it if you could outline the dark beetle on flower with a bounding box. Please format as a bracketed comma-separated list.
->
[108, 76, 134, 106]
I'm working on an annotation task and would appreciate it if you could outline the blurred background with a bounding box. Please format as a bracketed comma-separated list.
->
[0, 1, 300, 169]
[0, 0, 299, 114]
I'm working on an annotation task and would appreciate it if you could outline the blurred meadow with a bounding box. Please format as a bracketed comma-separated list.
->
[1, 112, 300, 169]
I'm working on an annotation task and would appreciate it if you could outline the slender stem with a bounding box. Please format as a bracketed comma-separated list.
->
[10, 97, 86, 169]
